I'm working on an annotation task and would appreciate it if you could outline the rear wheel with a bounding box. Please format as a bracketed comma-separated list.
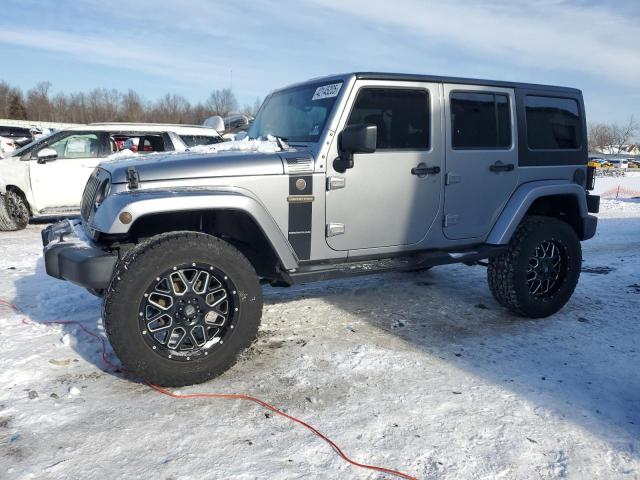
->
[488, 216, 581, 318]
[0, 190, 29, 231]
[103, 231, 263, 386]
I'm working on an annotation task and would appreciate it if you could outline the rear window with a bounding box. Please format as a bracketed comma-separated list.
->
[180, 135, 223, 147]
[450, 92, 511, 149]
[0, 126, 31, 138]
[525, 96, 581, 150]
[110, 134, 167, 153]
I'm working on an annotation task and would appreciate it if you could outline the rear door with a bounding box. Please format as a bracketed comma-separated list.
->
[29, 131, 107, 212]
[442, 85, 518, 239]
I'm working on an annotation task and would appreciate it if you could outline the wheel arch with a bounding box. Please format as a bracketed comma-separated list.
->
[487, 181, 588, 244]
[92, 189, 299, 277]
[129, 209, 289, 280]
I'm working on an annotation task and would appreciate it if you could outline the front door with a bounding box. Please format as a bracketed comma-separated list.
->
[29, 132, 107, 213]
[442, 85, 518, 239]
[325, 81, 443, 251]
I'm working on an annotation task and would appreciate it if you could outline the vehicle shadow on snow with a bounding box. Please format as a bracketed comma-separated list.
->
[11, 219, 639, 450]
[262, 225, 640, 450]
[11, 256, 135, 382]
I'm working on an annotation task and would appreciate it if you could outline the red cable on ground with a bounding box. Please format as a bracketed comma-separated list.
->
[0, 298, 418, 480]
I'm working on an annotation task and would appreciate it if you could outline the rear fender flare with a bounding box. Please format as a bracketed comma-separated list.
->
[487, 181, 587, 244]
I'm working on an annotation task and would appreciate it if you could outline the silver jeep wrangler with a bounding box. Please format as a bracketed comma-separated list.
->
[42, 73, 600, 386]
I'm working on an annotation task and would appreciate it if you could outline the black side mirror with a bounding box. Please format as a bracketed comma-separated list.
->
[334, 123, 377, 172]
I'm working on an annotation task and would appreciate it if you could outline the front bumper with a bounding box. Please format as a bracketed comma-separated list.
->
[42, 219, 117, 290]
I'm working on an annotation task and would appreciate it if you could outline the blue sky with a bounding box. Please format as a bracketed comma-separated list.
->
[1, 0, 639, 124]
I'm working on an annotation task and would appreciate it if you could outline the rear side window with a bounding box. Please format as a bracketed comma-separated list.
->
[180, 135, 223, 147]
[347, 88, 430, 149]
[0, 126, 31, 138]
[450, 92, 511, 149]
[525, 96, 581, 150]
[109, 134, 166, 153]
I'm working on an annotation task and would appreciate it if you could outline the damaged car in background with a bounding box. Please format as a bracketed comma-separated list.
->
[0, 123, 223, 231]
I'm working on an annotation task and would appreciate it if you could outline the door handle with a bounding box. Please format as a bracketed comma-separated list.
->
[489, 161, 515, 173]
[411, 163, 441, 177]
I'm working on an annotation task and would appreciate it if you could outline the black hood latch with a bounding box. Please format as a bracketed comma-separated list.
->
[127, 166, 140, 189]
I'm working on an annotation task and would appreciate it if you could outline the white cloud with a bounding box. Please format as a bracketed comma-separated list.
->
[306, 0, 640, 86]
[0, 0, 638, 121]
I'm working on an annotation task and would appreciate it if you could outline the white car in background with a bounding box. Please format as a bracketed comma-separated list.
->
[0, 123, 224, 231]
[607, 158, 629, 169]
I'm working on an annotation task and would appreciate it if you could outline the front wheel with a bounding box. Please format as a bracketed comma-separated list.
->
[487, 216, 581, 318]
[0, 190, 29, 231]
[103, 232, 263, 386]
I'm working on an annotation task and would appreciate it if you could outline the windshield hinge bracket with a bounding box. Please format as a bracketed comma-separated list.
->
[127, 167, 140, 189]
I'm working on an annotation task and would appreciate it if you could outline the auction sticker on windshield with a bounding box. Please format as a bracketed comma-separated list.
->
[312, 83, 342, 101]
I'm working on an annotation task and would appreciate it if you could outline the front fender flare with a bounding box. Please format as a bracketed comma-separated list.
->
[486, 180, 588, 245]
[92, 188, 298, 270]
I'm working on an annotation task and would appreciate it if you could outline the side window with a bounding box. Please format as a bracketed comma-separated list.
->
[139, 135, 165, 152]
[347, 88, 430, 149]
[47, 133, 99, 159]
[109, 134, 166, 153]
[450, 92, 511, 149]
[525, 96, 581, 150]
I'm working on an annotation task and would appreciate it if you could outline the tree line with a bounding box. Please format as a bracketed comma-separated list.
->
[1, 79, 637, 151]
[588, 116, 638, 154]
[0, 80, 261, 125]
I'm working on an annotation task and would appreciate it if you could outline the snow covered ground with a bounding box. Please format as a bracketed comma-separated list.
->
[1, 198, 639, 479]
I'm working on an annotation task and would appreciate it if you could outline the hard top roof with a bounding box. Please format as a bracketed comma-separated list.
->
[354, 72, 580, 93]
[281, 72, 581, 95]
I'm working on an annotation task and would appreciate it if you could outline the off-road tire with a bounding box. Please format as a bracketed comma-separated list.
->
[103, 231, 263, 386]
[0, 190, 29, 231]
[487, 215, 581, 318]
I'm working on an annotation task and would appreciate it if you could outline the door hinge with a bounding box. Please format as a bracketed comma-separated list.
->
[445, 172, 461, 185]
[443, 214, 459, 227]
[326, 223, 345, 237]
[326, 176, 346, 191]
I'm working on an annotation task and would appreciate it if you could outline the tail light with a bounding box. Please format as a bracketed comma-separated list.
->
[586, 166, 596, 191]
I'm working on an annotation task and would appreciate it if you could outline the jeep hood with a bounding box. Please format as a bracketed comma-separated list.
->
[101, 150, 289, 184]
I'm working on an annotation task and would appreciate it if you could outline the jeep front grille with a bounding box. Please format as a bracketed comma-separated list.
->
[80, 168, 109, 222]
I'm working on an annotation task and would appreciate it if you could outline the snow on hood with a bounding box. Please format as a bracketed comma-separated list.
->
[107, 136, 284, 161]
[189, 136, 285, 154]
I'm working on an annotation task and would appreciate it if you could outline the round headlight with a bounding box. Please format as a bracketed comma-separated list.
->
[94, 180, 111, 208]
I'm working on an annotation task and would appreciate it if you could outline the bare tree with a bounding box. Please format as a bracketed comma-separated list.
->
[151, 93, 191, 123]
[26, 81, 53, 121]
[120, 89, 146, 122]
[588, 117, 639, 154]
[7, 90, 27, 120]
[0, 81, 14, 118]
[241, 97, 262, 117]
[206, 88, 238, 117]
[611, 115, 638, 154]
[252, 96, 262, 116]
[588, 122, 613, 153]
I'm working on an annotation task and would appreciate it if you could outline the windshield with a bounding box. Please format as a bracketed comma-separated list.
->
[248, 81, 343, 143]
